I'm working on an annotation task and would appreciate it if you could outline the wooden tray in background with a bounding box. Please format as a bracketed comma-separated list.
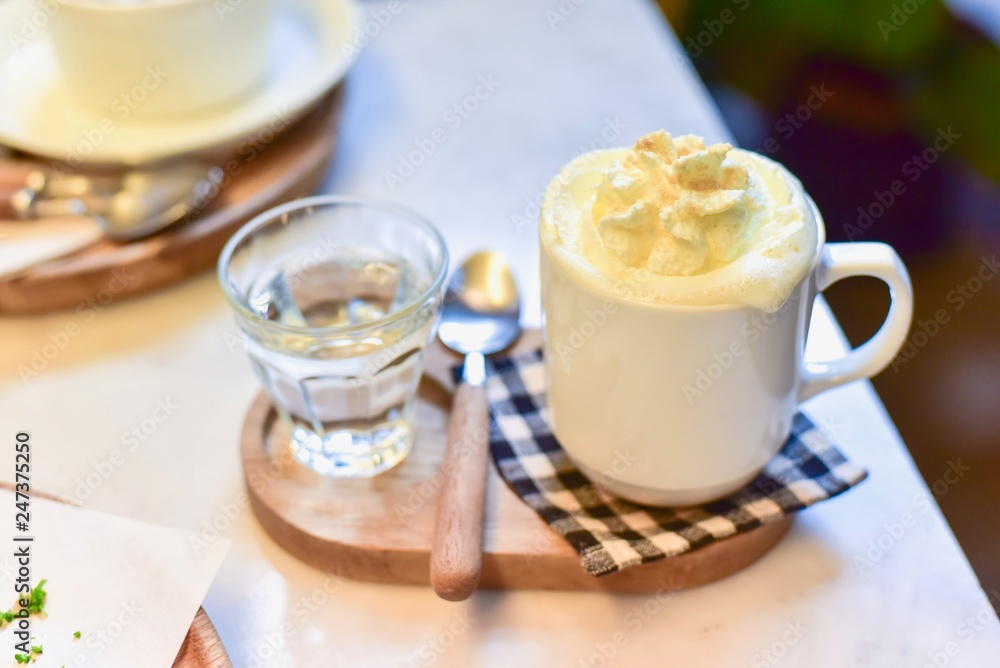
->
[0, 86, 345, 315]
[240, 330, 793, 594]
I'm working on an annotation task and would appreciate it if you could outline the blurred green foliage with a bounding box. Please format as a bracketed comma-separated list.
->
[913, 43, 1000, 183]
[679, 0, 1000, 183]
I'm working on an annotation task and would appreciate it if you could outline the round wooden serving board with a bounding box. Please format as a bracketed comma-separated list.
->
[241, 330, 793, 594]
[0, 86, 345, 315]
[174, 609, 232, 668]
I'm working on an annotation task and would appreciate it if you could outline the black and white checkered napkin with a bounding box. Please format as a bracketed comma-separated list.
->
[458, 348, 868, 577]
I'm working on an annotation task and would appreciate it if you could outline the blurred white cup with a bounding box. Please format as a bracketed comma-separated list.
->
[48, 0, 273, 120]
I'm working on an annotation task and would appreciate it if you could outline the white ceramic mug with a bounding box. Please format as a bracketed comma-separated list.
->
[540, 199, 913, 506]
[48, 0, 273, 119]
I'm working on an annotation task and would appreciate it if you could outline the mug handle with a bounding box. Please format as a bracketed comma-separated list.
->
[799, 242, 914, 401]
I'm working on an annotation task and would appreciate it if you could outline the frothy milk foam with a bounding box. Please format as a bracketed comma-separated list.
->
[540, 131, 819, 313]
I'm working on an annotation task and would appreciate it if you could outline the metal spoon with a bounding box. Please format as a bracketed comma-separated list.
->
[97, 162, 224, 240]
[431, 251, 521, 601]
[1, 161, 223, 241]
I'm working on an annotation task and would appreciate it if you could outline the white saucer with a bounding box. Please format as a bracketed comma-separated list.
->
[0, 0, 360, 165]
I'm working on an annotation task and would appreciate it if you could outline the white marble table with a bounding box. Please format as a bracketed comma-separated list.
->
[3, 0, 999, 666]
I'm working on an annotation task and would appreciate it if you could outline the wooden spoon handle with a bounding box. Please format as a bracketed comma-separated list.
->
[430, 380, 491, 601]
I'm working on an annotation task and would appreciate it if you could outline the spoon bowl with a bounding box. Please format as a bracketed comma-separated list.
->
[102, 162, 224, 240]
[3, 160, 223, 241]
[438, 252, 521, 357]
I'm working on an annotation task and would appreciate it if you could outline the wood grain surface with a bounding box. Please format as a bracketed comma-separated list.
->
[0, 85, 345, 314]
[173, 609, 232, 668]
[240, 330, 793, 594]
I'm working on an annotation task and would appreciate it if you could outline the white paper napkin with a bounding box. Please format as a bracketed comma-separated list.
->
[0, 490, 229, 668]
[0, 217, 103, 279]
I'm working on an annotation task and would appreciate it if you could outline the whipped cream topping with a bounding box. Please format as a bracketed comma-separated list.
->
[540, 131, 821, 312]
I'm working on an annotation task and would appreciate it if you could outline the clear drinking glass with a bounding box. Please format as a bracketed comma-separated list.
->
[218, 196, 448, 477]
